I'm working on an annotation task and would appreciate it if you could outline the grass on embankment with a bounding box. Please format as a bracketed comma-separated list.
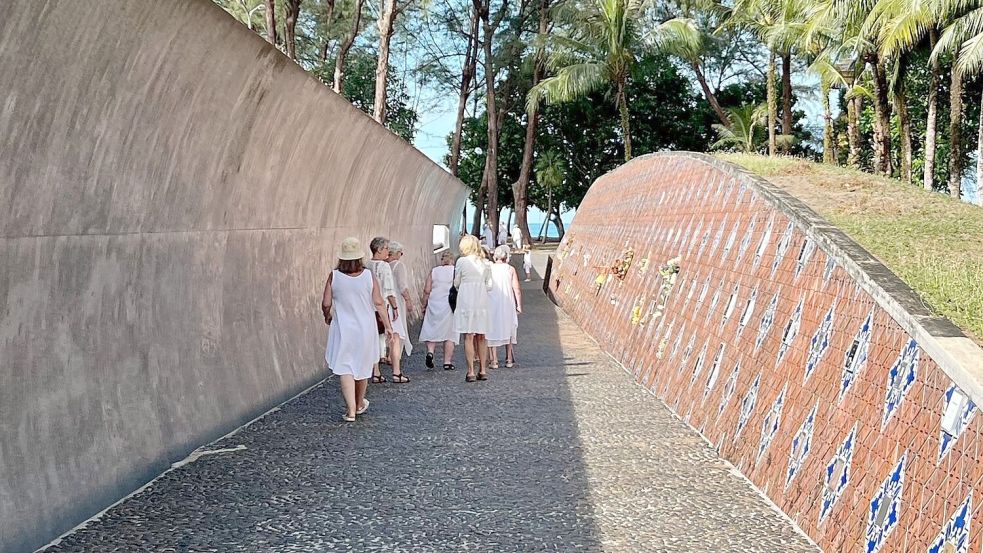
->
[717, 153, 983, 343]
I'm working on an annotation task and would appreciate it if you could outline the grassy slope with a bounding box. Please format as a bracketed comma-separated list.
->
[717, 153, 983, 343]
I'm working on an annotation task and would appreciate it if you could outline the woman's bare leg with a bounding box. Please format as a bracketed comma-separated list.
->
[489, 346, 499, 366]
[427, 341, 437, 355]
[391, 333, 403, 377]
[442, 340, 455, 365]
[355, 378, 368, 411]
[340, 375, 356, 418]
[506, 344, 515, 364]
[477, 334, 489, 375]
[463, 333, 476, 377]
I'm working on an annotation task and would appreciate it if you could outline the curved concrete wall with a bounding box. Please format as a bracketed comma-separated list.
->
[0, 1, 466, 551]
[549, 153, 983, 552]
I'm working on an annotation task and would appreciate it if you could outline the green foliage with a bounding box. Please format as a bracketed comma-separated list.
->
[711, 104, 767, 153]
[311, 51, 420, 141]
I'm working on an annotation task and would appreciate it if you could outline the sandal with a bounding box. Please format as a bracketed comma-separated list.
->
[356, 399, 370, 415]
[371, 375, 387, 384]
[443, 363, 456, 371]
[391, 373, 410, 383]
[505, 361, 514, 368]
[489, 362, 499, 369]
[465, 374, 476, 382]
[477, 372, 488, 381]
[343, 414, 356, 423]
[425, 352, 435, 369]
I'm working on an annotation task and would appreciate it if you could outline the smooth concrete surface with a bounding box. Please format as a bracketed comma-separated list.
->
[0, 1, 465, 551]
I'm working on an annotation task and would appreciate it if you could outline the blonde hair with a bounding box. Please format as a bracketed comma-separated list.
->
[440, 250, 456, 265]
[459, 234, 482, 257]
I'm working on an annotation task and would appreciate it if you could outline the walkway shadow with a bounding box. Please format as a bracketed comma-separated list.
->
[43, 257, 602, 551]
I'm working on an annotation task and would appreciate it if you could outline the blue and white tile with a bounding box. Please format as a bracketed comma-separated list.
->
[839, 310, 874, 401]
[882, 339, 919, 430]
[757, 384, 788, 463]
[927, 492, 972, 553]
[939, 384, 976, 460]
[804, 302, 836, 382]
[785, 402, 818, 488]
[864, 453, 906, 553]
[819, 423, 857, 524]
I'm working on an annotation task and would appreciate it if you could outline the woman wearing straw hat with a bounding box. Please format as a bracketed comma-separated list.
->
[322, 237, 393, 422]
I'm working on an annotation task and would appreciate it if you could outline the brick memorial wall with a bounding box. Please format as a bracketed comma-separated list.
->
[548, 152, 983, 552]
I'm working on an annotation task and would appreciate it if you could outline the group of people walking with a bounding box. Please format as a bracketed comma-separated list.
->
[321, 233, 526, 422]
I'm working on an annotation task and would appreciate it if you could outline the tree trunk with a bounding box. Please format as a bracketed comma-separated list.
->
[950, 68, 964, 198]
[333, 0, 365, 93]
[896, 79, 913, 185]
[472, 168, 487, 235]
[872, 58, 893, 176]
[693, 62, 729, 127]
[480, 10, 500, 240]
[512, 0, 548, 248]
[822, 83, 833, 164]
[448, 10, 480, 176]
[767, 51, 777, 156]
[373, 0, 398, 124]
[976, 93, 983, 203]
[617, 79, 632, 161]
[925, 30, 940, 191]
[847, 93, 861, 168]
[781, 52, 793, 145]
[284, 0, 301, 60]
[265, 0, 277, 45]
[552, 203, 565, 240]
[320, 0, 336, 63]
[538, 186, 552, 242]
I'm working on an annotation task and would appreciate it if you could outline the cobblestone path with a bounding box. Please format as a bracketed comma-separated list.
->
[45, 259, 818, 552]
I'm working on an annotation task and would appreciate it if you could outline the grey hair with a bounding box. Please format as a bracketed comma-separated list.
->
[369, 236, 389, 254]
[440, 250, 456, 264]
[493, 245, 511, 262]
[389, 240, 404, 254]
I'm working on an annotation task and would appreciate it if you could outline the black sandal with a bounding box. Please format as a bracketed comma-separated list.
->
[443, 363, 456, 371]
[465, 374, 476, 382]
[425, 352, 435, 369]
[371, 375, 387, 384]
[477, 372, 488, 381]
[391, 373, 410, 383]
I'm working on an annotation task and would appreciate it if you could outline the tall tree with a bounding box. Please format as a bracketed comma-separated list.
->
[284, 0, 303, 59]
[450, 8, 482, 175]
[513, 0, 552, 247]
[333, 0, 367, 93]
[266, 0, 278, 44]
[373, 0, 415, 124]
[528, 0, 699, 160]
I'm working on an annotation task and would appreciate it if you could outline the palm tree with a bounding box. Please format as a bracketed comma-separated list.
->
[534, 151, 566, 241]
[806, 55, 849, 163]
[527, 0, 700, 161]
[865, 0, 945, 188]
[711, 104, 768, 153]
[933, 0, 983, 198]
[726, 0, 783, 156]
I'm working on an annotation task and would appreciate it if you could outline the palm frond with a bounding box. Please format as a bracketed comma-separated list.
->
[527, 62, 607, 112]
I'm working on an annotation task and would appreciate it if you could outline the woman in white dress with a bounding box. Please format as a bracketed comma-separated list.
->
[454, 234, 493, 382]
[322, 237, 393, 422]
[486, 245, 522, 368]
[420, 250, 459, 370]
[387, 241, 414, 360]
[367, 236, 409, 383]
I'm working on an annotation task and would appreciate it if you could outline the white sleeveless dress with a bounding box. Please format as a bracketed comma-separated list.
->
[389, 259, 413, 356]
[419, 265, 458, 344]
[325, 270, 379, 380]
[454, 256, 492, 334]
[487, 263, 518, 347]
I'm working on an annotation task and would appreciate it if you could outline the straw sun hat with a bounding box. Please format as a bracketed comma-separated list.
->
[338, 237, 364, 260]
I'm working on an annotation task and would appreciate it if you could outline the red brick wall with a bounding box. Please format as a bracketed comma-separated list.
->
[549, 153, 982, 552]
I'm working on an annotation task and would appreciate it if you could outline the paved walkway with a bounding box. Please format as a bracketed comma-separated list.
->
[45, 257, 817, 552]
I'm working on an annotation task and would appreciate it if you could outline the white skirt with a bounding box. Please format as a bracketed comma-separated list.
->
[454, 281, 490, 334]
[420, 296, 459, 344]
